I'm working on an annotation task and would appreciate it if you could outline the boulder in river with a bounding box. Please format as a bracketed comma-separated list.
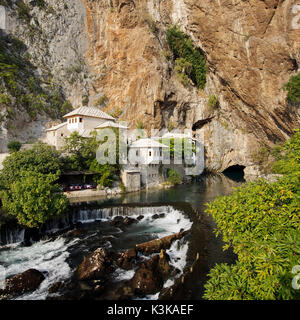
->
[77, 248, 114, 281]
[135, 230, 188, 255]
[130, 250, 173, 295]
[123, 217, 137, 226]
[116, 248, 137, 270]
[0, 269, 45, 300]
[111, 216, 124, 226]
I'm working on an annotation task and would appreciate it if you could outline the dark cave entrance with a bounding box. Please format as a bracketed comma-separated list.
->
[223, 165, 246, 182]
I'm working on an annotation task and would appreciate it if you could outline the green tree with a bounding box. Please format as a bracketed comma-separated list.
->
[7, 140, 22, 153]
[63, 131, 99, 170]
[89, 160, 117, 188]
[203, 130, 300, 300]
[167, 169, 182, 185]
[0, 142, 64, 188]
[0, 171, 69, 228]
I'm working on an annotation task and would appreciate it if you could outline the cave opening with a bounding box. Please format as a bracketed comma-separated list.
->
[223, 165, 246, 182]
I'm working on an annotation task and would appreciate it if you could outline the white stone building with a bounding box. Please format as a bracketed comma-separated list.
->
[124, 138, 169, 187]
[45, 106, 115, 149]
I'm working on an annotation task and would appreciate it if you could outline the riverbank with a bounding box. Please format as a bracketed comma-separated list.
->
[64, 182, 177, 203]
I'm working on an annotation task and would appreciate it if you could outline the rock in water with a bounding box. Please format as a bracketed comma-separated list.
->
[130, 251, 173, 295]
[135, 231, 187, 254]
[131, 266, 163, 295]
[117, 248, 137, 270]
[123, 217, 137, 226]
[0, 269, 45, 299]
[77, 248, 114, 281]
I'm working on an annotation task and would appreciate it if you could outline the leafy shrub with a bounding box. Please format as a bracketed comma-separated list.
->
[273, 129, 300, 175]
[203, 130, 300, 300]
[0, 142, 64, 188]
[7, 140, 22, 153]
[166, 25, 206, 89]
[0, 171, 69, 228]
[167, 169, 182, 185]
[174, 58, 193, 87]
[283, 73, 300, 107]
[208, 95, 219, 110]
[89, 160, 117, 188]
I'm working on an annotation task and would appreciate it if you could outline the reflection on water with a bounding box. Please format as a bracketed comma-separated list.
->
[76, 174, 244, 211]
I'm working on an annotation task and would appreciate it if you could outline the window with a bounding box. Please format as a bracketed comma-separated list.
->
[136, 150, 139, 156]
[75, 118, 77, 123]
[72, 118, 74, 123]
[61, 133, 64, 137]
[160, 150, 162, 157]
[79, 118, 82, 123]
[149, 151, 152, 157]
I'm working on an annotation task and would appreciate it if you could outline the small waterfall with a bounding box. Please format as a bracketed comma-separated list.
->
[0, 205, 175, 246]
[0, 225, 25, 246]
[71, 205, 173, 223]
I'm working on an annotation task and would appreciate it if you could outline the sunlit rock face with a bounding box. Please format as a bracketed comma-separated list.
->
[82, 0, 299, 173]
[2, 0, 299, 172]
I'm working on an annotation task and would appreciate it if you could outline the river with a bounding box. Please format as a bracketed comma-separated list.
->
[0, 172, 244, 300]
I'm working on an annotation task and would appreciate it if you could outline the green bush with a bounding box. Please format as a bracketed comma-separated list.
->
[167, 169, 182, 185]
[208, 94, 219, 110]
[0, 171, 69, 228]
[7, 140, 22, 153]
[273, 129, 300, 175]
[89, 160, 117, 188]
[203, 130, 300, 300]
[283, 73, 300, 107]
[166, 25, 206, 89]
[0, 142, 64, 188]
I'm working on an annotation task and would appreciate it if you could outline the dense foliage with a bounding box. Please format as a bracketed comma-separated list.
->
[166, 25, 206, 89]
[272, 129, 300, 175]
[7, 140, 22, 152]
[0, 171, 68, 228]
[167, 168, 182, 185]
[283, 73, 300, 107]
[63, 130, 123, 188]
[0, 143, 64, 188]
[0, 143, 68, 228]
[203, 130, 300, 300]
[208, 95, 219, 110]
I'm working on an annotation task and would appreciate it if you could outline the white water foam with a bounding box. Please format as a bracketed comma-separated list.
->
[0, 205, 192, 300]
[0, 237, 79, 300]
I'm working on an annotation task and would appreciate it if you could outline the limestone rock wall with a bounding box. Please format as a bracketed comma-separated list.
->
[82, 0, 300, 173]
[1, 0, 299, 173]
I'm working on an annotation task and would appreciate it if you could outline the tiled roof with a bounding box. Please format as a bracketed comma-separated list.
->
[63, 107, 115, 120]
[130, 138, 169, 149]
[45, 122, 67, 131]
[95, 121, 128, 129]
[77, 129, 95, 138]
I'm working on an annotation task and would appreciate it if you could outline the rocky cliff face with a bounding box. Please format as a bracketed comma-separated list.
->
[0, 0, 91, 151]
[1, 0, 299, 173]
